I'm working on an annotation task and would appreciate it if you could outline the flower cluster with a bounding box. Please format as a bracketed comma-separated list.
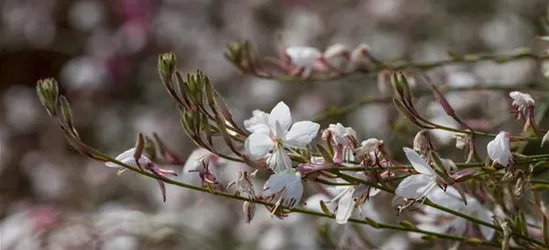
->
[37, 46, 549, 250]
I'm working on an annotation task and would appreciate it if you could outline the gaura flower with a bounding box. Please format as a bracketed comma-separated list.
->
[354, 138, 383, 158]
[244, 102, 320, 173]
[227, 169, 256, 199]
[322, 123, 357, 146]
[415, 187, 495, 240]
[106, 147, 177, 202]
[487, 131, 512, 167]
[330, 180, 380, 224]
[509, 91, 535, 120]
[261, 169, 304, 211]
[395, 147, 440, 200]
[322, 123, 357, 164]
[183, 148, 224, 190]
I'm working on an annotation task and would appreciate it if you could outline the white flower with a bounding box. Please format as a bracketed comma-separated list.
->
[417, 187, 495, 240]
[105, 147, 151, 169]
[182, 148, 224, 189]
[106, 147, 177, 202]
[487, 131, 512, 167]
[354, 138, 383, 157]
[509, 91, 535, 120]
[395, 147, 439, 200]
[244, 102, 320, 173]
[261, 170, 304, 209]
[285, 46, 322, 68]
[322, 123, 357, 145]
[509, 91, 534, 111]
[327, 172, 380, 224]
[331, 184, 379, 224]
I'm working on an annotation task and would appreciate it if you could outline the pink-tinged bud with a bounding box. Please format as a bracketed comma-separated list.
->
[323, 44, 350, 59]
[430, 83, 456, 117]
[350, 43, 379, 70]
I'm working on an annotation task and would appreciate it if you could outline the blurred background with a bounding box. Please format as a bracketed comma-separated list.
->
[1, 0, 549, 249]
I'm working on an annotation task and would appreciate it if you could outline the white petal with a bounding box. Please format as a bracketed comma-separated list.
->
[487, 132, 510, 166]
[244, 110, 270, 133]
[395, 174, 435, 199]
[282, 173, 303, 208]
[477, 209, 495, 240]
[285, 46, 322, 67]
[449, 217, 468, 236]
[269, 102, 292, 134]
[336, 189, 356, 224]
[245, 133, 274, 157]
[106, 147, 150, 168]
[403, 147, 435, 175]
[262, 172, 290, 196]
[284, 121, 320, 148]
[267, 146, 292, 173]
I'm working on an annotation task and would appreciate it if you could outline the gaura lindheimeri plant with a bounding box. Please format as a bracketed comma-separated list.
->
[37, 34, 549, 250]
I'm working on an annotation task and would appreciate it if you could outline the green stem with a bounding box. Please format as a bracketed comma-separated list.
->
[253, 48, 549, 83]
[313, 84, 544, 122]
[98, 148, 506, 249]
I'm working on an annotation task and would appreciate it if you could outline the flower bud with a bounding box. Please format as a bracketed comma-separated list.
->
[413, 130, 433, 156]
[36, 78, 59, 116]
[59, 96, 74, 128]
[158, 52, 177, 83]
[350, 43, 373, 70]
[243, 201, 256, 224]
[323, 44, 349, 59]
[430, 83, 455, 117]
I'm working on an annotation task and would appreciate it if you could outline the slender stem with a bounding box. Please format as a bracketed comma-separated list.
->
[332, 171, 547, 247]
[98, 149, 507, 249]
[251, 48, 549, 83]
[313, 84, 544, 122]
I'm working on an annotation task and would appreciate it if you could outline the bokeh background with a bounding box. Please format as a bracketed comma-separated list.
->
[1, 0, 549, 249]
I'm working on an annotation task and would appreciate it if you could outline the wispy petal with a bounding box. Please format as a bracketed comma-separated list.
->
[269, 102, 292, 134]
[395, 174, 435, 199]
[284, 121, 320, 148]
[336, 188, 356, 224]
[244, 110, 270, 133]
[478, 209, 495, 240]
[267, 146, 292, 173]
[403, 147, 435, 175]
[245, 133, 274, 157]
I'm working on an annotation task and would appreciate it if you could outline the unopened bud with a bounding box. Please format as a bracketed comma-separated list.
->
[430, 83, 455, 117]
[59, 96, 73, 127]
[158, 52, 177, 83]
[36, 78, 59, 116]
[393, 72, 412, 103]
[243, 201, 256, 224]
[324, 44, 349, 59]
[350, 43, 372, 70]
[413, 130, 433, 156]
